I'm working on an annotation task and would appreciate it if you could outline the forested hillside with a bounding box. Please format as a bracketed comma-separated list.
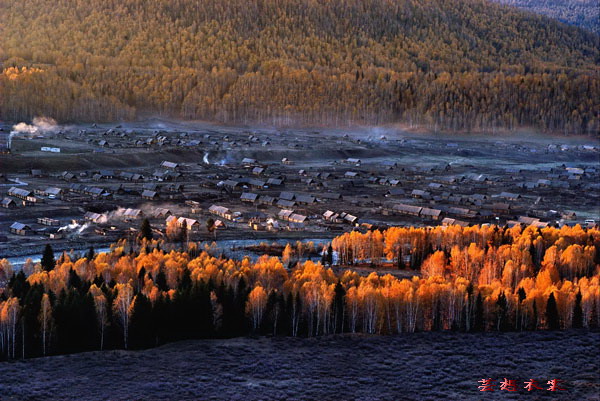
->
[493, 0, 599, 34]
[0, 0, 599, 134]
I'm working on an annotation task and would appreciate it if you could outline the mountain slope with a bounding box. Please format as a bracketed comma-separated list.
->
[493, 0, 599, 34]
[0, 0, 598, 134]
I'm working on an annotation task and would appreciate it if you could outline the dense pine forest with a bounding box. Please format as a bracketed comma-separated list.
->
[493, 0, 599, 34]
[0, 224, 598, 359]
[0, 0, 599, 134]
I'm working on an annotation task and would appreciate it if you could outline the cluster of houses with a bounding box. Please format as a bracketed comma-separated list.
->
[3, 128, 598, 247]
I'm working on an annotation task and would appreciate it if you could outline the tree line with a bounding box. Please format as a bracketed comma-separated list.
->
[0, 223, 597, 359]
[0, 0, 598, 134]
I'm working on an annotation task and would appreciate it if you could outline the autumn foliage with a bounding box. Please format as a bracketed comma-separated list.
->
[0, 224, 598, 359]
[0, 0, 598, 133]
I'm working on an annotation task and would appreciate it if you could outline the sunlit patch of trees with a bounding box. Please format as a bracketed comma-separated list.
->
[0, 224, 598, 359]
[0, 0, 598, 134]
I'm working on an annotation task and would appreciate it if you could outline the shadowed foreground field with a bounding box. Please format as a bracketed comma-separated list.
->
[1, 330, 598, 400]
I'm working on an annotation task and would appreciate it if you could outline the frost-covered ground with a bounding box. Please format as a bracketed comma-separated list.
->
[0, 330, 598, 400]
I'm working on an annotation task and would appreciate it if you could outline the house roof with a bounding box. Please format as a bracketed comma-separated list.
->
[295, 195, 315, 204]
[392, 204, 422, 214]
[178, 217, 199, 227]
[279, 191, 295, 200]
[161, 161, 178, 169]
[289, 213, 307, 223]
[10, 222, 30, 230]
[278, 209, 294, 219]
[421, 208, 442, 217]
[45, 187, 62, 196]
[277, 199, 296, 208]
[259, 195, 275, 204]
[240, 192, 259, 201]
[209, 205, 231, 215]
[142, 190, 158, 198]
[8, 187, 31, 197]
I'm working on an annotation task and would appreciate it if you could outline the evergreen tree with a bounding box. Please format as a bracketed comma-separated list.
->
[137, 267, 147, 289]
[86, 246, 95, 261]
[21, 284, 44, 358]
[495, 291, 509, 331]
[532, 300, 538, 331]
[206, 218, 216, 240]
[68, 269, 83, 291]
[41, 244, 56, 272]
[397, 246, 403, 269]
[155, 269, 169, 292]
[546, 292, 560, 330]
[516, 287, 527, 330]
[8, 271, 30, 299]
[129, 293, 154, 349]
[332, 282, 346, 333]
[140, 218, 153, 241]
[180, 222, 188, 249]
[572, 290, 583, 329]
[178, 268, 192, 292]
[152, 293, 171, 345]
[473, 293, 485, 332]
[233, 277, 249, 335]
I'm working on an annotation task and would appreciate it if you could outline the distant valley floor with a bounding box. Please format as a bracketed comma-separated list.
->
[0, 330, 598, 400]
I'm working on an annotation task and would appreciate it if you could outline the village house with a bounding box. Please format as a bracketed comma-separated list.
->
[10, 222, 32, 236]
[318, 192, 342, 201]
[8, 187, 31, 200]
[344, 158, 362, 166]
[277, 199, 296, 208]
[279, 191, 295, 201]
[152, 208, 172, 218]
[498, 192, 521, 201]
[240, 192, 259, 203]
[266, 178, 283, 186]
[411, 189, 430, 199]
[277, 209, 294, 221]
[161, 161, 179, 170]
[177, 217, 200, 231]
[61, 171, 76, 181]
[1, 197, 17, 209]
[209, 205, 233, 220]
[340, 212, 359, 226]
[122, 208, 143, 220]
[37, 217, 60, 226]
[258, 195, 275, 206]
[288, 213, 307, 224]
[386, 188, 405, 197]
[323, 210, 341, 223]
[84, 212, 104, 223]
[391, 203, 422, 217]
[442, 217, 469, 227]
[44, 187, 63, 198]
[141, 190, 159, 200]
[295, 194, 316, 205]
[420, 207, 442, 220]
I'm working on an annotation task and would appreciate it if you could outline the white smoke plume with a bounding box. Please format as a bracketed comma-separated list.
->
[11, 117, 59, 135]
[9, 116, 61, 149]
[58, 222, 89, 236]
